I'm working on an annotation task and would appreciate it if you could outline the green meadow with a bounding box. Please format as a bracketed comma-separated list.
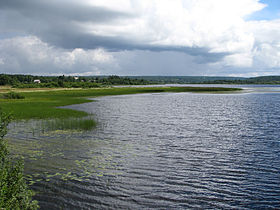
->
[0, 86, 242, 120]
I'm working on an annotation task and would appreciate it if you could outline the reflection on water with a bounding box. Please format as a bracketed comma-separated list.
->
[6, 86, 280, 209]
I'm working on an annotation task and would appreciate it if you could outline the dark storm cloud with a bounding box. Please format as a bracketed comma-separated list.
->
[0, 0, 133, 45]
[48, 30, 227, 63]
[0, 0, 130, 23]
[0, 0, 226, 63]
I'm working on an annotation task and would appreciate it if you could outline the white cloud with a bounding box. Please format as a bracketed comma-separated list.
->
[223, 53, 253, 67]
[246, 19, 280, 68]
[84, 0, 273, 71]
[253, 43, 280, 68]
[0, 36, 115, 75]
[86, 0, 264, 48]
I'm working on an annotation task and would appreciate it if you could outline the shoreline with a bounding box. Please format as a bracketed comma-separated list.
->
[0, 86, 242, 120]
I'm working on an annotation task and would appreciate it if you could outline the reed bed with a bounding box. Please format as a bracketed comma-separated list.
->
[42, 117, 96, 132]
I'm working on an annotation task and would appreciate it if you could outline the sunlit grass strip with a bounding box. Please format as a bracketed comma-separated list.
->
[42, 117, 96, 131]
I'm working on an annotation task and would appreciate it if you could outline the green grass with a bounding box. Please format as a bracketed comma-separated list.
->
[0, 86, 242, 120]
[2, 91, 25, 99]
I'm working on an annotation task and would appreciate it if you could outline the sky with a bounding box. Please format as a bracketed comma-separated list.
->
[0, 0, 280, 77]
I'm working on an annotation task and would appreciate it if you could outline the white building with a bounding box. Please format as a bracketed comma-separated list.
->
[33, 79, 41, 83]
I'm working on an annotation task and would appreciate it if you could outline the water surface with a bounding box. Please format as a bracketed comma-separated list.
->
[7, 86, 280, 209]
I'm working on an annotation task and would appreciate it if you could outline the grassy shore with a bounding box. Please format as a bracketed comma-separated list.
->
[0, 86, 242, 120]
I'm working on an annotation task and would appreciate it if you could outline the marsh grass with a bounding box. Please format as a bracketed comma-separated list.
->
[42, 117, 96, 132]
[2, 91, 25, 99]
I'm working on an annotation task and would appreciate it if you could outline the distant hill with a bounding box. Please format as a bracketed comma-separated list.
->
[127, 76, 280, 84]
[206, 76, 280, 84]
[245, 76, 280, 84]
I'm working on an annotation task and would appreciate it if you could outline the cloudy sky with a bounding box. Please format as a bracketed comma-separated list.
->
[0, 0, 280, 76]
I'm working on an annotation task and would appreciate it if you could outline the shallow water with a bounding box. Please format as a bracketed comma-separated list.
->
[7, 85, 280, 209]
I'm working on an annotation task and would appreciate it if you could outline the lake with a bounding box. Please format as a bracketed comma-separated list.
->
[7, 85, 280, 209]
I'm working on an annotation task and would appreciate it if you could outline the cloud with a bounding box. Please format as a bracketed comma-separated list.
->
[0, 36, 217, 76]
[112, 50, 214, 76]
[0, 36, 115, 75]
[0, 0, 279, 76]
[0, 0, 264, 51]
[0, 0, 134, 49]
[247, 19, 280, 68]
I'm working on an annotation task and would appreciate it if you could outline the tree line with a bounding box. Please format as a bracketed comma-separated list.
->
[1, 74, 280, 87]
[0, 74, 151, 88]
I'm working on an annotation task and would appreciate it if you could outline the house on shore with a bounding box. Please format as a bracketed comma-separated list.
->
[33, 79, 41, 83]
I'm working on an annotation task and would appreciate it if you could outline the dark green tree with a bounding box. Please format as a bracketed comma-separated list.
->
[0, 109, 38, 209]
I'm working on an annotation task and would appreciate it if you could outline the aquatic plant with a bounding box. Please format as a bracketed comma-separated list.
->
[42, 117, 96, 132]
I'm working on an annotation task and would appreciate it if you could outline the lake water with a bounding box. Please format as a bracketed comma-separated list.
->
[6, 85, 280, 209]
